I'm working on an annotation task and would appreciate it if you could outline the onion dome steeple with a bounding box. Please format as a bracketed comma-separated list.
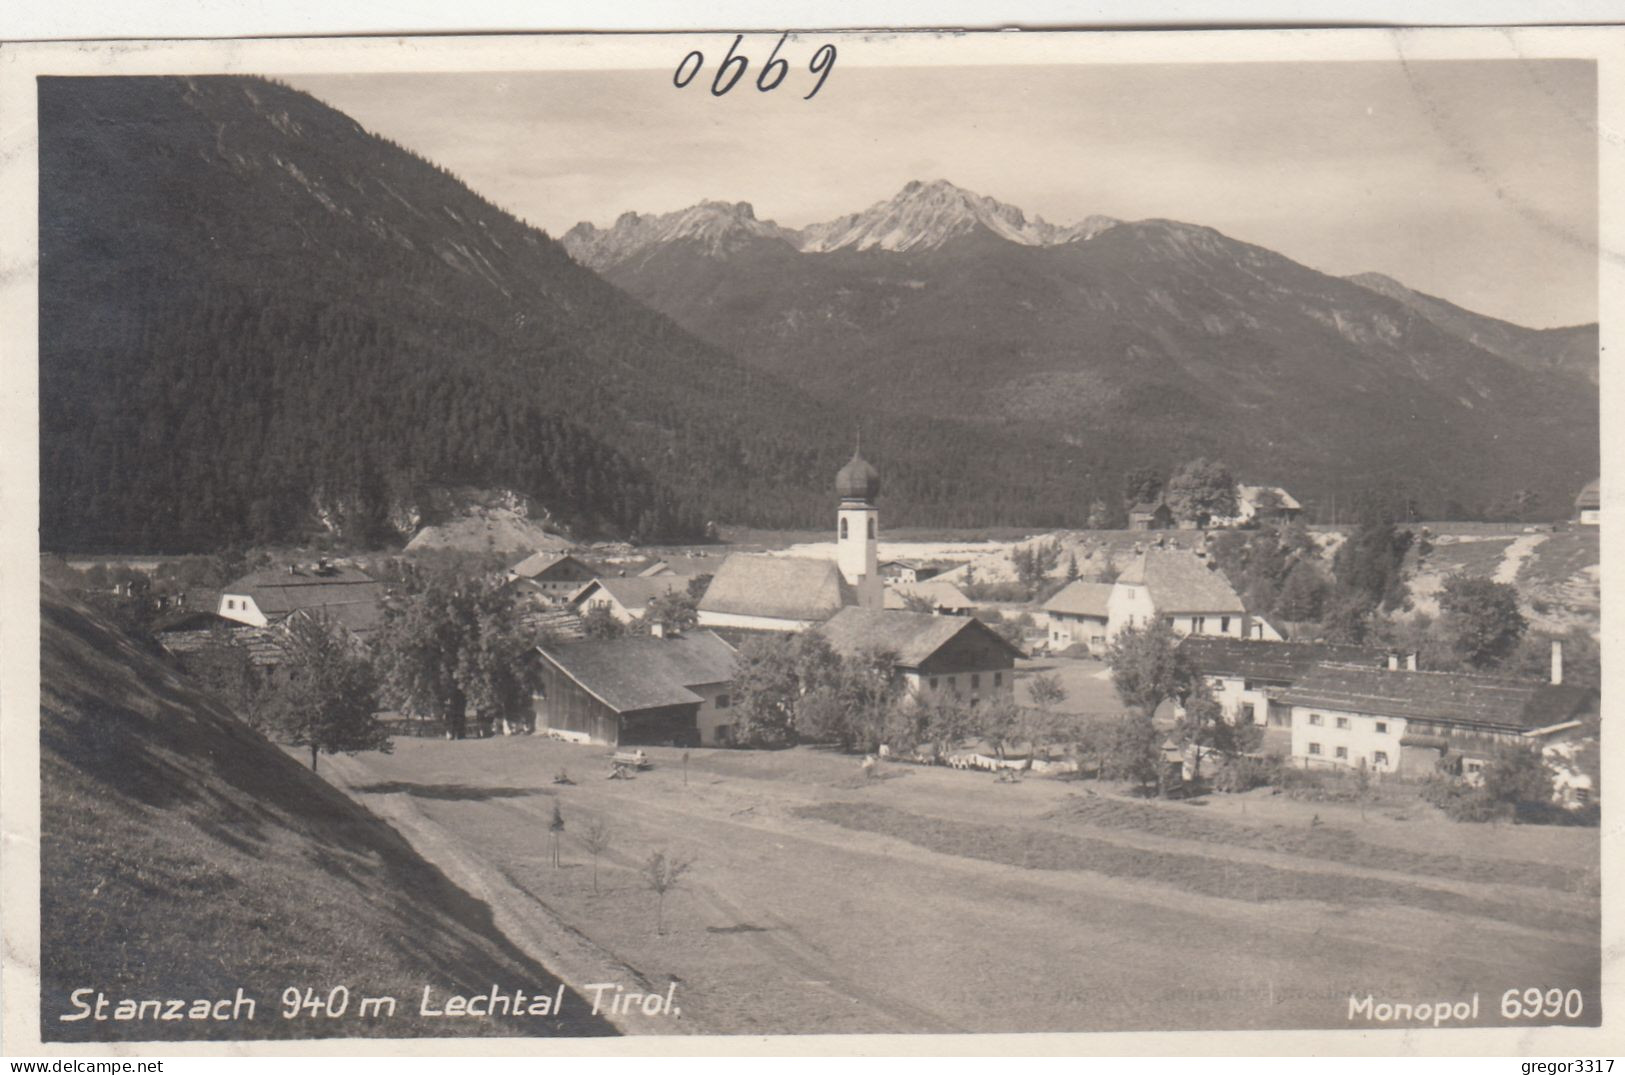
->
[835, 438, 881, 503]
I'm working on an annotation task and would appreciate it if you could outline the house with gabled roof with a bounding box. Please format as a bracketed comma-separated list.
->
[1041, 580, 1114, 654]
[569, 575, 693, 625]
[1210, 485, 1303, 528]
[1106, 546, 1248, 642]
[1128, 499, 1174, 531]
[505, 551, 600, 604]
[819, 607, 1024, 709]
[697, 555, 857, 633]
[1275, 660, 1595, 779]
[533, 630, 739, 747]
[884, 579, 974, 616]
[217, 561, 386, 638]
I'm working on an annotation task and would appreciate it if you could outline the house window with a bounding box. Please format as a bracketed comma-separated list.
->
[1192, 616, 1206, 633]
[1335, 717, 1350, 730]
[947, 676, 957, 691]
[1220, 616, 1231, 633]
[1375, 721, 1388, 734]
[715, 694, 731, 709]
[225, 598, 235, 610]
[1465, 760, 1484, 774]
[1242, 703, 1257, 725]
[1308, 713, 1323, 726]
[993, 672, 1002, 687]
[1575, 787, 1591, 805]
[1334, 746, 1348, 760]
[971, 674, 981, 689]
[929, 677, 939, 689]
[1373, 751, 1389, 766]
[1308, 742, 1322, 755]
[840, 518, 849, 539]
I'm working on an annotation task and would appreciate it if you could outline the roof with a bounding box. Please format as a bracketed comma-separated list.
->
[1576, 479, 1601, 511]
[1117, 547, 1246, 614]
[819, 607, 1023, 667]
[1129, 500, 1170, 517]
[538, 631, 737, 714]
[1041, 580, 1113, 618]
[1178, 637, 1385, 682]
[153, 609, 236, 633]
[507, 551, 595, 581]
[571, 575, 690, 613]
[294, 601, 386, 635]
[224, 564, 386, 617]
[1276, 663, 1595, 732]
[698, 554, 856, 622]
[1238, 484, 1302, 512]
[884, 580, 974, 611]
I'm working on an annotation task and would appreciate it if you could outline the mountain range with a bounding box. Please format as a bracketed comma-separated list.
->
[564, 181, 1598, 518]
[38, 77, 1599, 555]
[38, 78, 1113, 553]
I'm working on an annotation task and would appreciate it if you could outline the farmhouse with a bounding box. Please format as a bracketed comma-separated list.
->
[884, 580, 974, 615]
[532, 630, 739, 748]
[1106, 546, 1248, 641]
[1128, 499, 1174, 531]
[698, 446, 886, 632]
[879, 560, 940, 584]
[505, 551, 600, 604]
[819, 607, 1024, 708]
[1177, 636, 1387, 727]
[217, 562, 386, 638]
[1274, 659, 1594, 778]
[570, 575, 693, 625]
[1575, 478, 1600, 526]
[1041, 580, 1113, 655]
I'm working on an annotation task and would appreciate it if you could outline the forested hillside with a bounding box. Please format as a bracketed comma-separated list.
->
[39, 77, 1113, 554]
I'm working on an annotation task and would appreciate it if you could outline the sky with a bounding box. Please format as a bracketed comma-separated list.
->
[289, 59, 1598, 328]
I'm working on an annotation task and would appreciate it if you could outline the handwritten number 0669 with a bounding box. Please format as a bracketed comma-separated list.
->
[674, 34, 836, 100]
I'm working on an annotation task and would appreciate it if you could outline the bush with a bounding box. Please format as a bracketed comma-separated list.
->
[1212, 755, 1278, 793]
[1420, 776, 1506, 822]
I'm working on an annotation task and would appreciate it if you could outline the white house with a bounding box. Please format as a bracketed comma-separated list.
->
[1210, 485, 1303, 528]
[1105, 546, 1248, 641]
[218, 561, 386, 638]
[818, 607, 1023, 709]
[1575, 479, 1600, 526]
[570, 575, 693, 625]
[1176, 636, 1386, 728]
[1041, 580, 1113, 654]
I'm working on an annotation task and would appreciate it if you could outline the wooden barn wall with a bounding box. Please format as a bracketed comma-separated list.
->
[917, 627, 1016, 676]
[535, 659, 621, 745]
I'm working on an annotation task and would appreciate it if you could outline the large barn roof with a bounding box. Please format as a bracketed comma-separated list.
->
[1118, 547, 1246, 614]
[1276, 663, 1593, 732]
[698, 554, 856, 622]
[1178, 637, 1385, 682]
[819, 607, 1022, 667]
[538, 631, 737, 714]
[225, 564, 386, 618]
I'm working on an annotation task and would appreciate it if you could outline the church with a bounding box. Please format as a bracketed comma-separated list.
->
[696, 446, 887, 633]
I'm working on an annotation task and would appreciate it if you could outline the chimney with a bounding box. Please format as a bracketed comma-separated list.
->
[1551, 639, 1564, 685]
[1387, 653, 1400, 671]
[1406, 652, 1418, 671]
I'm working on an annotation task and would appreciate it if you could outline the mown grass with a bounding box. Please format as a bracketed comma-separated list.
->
[793, 802, 1594, 935]
[1045, 794, 1587, 892]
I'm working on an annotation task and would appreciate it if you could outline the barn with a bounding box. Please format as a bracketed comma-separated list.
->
[532, 631, 738, 748]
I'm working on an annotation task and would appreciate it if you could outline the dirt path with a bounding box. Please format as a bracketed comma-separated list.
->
[1496, 533, 1548, 585]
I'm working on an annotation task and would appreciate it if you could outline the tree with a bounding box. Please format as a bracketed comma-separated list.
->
[261, 615, 388, 772]
[548, 800, 565, 867]
[578, 816, 613, 894]
[1164, 459, 1238, 528]
[1318, 591, 1376, 644]
[1274, 558, 1330, 623]
[580, 603, 626, 640]
[1506, 628, 1599, 692]
[1171, 680, 1261, 782]
[1482, 744, 1557, 810]
[643, 851, 692, 936]
[1438, 574, 1527, 669]
[1106, 620, 1191, 719]
[1332, 502, 1412, 611]
[732, 632, 840, 747]
[1122, 467, 1163, 508]
[1027, 671, 1068, 712]
[1012, 539, 1062, 594]
[921, 697, 979, 764]
[686, 574, 714, 601]
[641, 589, 698, 635]
[1064, 553, 1080, 582]
[1103, 715, 1164, 793]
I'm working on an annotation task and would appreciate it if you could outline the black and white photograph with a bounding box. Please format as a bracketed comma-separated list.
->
[3, 24, 1619, 1055]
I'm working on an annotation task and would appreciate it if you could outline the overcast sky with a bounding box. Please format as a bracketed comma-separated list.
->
[289, 59, 1596, 328]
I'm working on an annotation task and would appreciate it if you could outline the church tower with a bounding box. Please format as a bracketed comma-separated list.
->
[835, 443, 883, 610]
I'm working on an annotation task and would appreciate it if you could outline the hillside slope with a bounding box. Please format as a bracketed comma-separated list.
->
[571, 183, 1598, 518]
[39, 584, 614, 1041]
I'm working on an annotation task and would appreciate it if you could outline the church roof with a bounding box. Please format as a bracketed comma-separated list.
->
[698, 555, 856, 622]
[836, 447, 881, 502]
